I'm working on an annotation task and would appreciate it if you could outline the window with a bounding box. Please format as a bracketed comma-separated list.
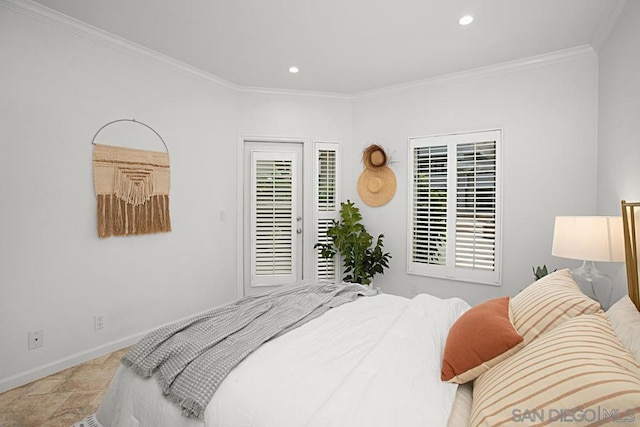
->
[408, 130, 502, 285]
[315, 142, 340, 281]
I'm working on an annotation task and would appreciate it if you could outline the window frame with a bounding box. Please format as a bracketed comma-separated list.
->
[407, 129, 503, 286]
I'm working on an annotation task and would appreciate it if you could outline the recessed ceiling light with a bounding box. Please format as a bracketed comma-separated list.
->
[289, 66, 299, 74]
[458, 15, 474, 26]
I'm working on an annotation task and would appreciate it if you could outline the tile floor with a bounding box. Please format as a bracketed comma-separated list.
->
[0, 347, 128, 427]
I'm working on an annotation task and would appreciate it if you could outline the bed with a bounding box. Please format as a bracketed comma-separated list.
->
[95, 290, 470, 426]
[87, 202, 640, 427]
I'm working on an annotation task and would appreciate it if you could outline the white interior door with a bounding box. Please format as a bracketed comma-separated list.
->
[244, 142, 303, 296]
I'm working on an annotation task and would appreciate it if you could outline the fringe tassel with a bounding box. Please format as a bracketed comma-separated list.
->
[164, 195, 172, 231]
[97, 195, 106, 238]
[97, 194, 171, 238]
[114, 198, 125, 236]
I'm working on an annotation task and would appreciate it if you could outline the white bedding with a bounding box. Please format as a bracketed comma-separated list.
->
[97, 292, 470, 427]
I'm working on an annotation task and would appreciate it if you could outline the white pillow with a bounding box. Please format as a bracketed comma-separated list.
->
[607, 295, 640, 362]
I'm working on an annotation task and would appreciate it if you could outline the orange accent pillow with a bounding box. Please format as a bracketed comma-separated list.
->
[441, 296, 524, 384]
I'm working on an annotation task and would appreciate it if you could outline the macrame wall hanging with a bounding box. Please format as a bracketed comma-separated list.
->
[92, 119, 171, 238]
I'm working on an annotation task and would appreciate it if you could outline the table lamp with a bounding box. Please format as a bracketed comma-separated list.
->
[552, 216, 624, 308]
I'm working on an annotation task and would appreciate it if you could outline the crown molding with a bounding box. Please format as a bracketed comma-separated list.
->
[0, 0, 353, 100]
[238, 43, 595, 100]
[354, 45, 597, 99]
[0, 0, 241, 91]
[591, 0, 627, 52]
[239, 85, 352, 100]
[1, 0, 600, 101]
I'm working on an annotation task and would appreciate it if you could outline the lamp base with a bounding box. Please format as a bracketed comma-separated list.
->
[569, 260, 613, 309]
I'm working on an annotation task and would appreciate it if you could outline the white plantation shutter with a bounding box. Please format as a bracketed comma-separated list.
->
[411, 144, 448, 267]
[316, 218, 336, 280]
[455, 141, 497, 272]
[251, 151, 298, 285]
[315, 143, 340, 281]
[408, 130, 501, 285]
[318, 149, 337, 212]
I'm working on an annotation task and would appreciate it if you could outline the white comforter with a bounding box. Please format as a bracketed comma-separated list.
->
[97, 292, 470, 427]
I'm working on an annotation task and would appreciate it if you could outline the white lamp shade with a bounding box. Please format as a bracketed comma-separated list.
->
[552, 216, 625, 262]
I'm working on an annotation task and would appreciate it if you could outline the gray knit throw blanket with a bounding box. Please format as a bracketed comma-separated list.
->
[121, 282, 378, 418]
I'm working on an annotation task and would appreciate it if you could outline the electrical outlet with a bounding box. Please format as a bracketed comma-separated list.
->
[94, 314, 105, 330]
[28, 330, 44, 350]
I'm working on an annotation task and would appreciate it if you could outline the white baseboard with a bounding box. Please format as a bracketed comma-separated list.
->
[0, 332, 143, 394]
[0, 306, 216, 394]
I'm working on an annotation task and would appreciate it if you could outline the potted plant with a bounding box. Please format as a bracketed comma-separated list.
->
[532, 265, 556, 280]
[315, 200, 391, 285]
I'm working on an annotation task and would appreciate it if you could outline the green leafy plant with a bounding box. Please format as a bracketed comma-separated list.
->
[315, 200, 391, 285]
[532, 265, 556, 280]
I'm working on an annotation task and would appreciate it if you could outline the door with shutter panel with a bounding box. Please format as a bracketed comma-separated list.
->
[244, 142, 303, 296]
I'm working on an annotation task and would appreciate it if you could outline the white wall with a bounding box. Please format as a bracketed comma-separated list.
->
[0, 6, 239, 391]
[0, 0, 607, 392]
[596, 0, 640, 302]
[0, 4, 354, 392]
[597, 1, 640, 210]
[239, 92, 352, 140]
[350, 55, 600, 304]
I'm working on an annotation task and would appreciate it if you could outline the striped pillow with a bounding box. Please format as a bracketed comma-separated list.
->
[447, 382, 473, 427]
[511, 269, 601, 343]
[470, 313, 640, 426]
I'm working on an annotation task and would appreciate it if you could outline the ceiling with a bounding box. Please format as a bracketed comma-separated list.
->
[31, 0, 618, 94]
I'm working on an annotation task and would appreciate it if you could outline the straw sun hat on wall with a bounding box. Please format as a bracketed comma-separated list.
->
[357, 144, 397, 207]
